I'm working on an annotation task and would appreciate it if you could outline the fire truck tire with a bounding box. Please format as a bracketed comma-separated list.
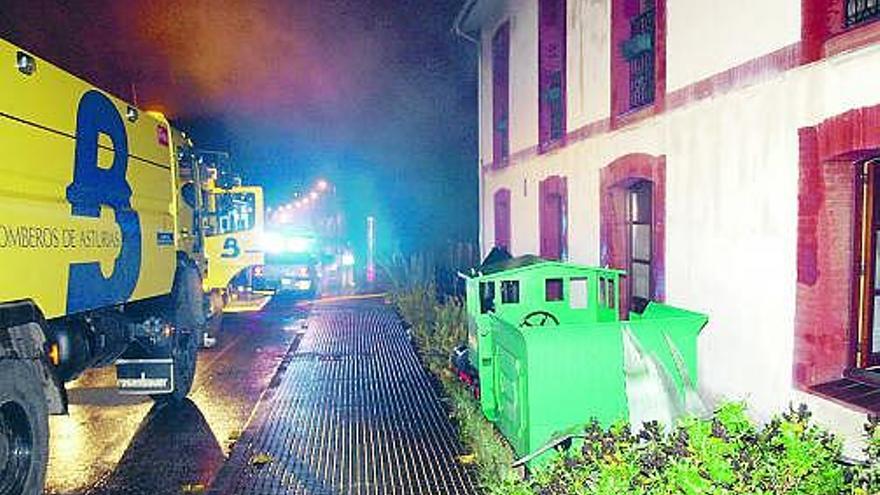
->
[153, 263, 202, 403]
[0, 359, 48, 495]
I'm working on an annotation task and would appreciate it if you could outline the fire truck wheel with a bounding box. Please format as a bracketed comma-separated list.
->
[0, 359, 48, 495]
[155, 329, 197, 403]
[153, 263, 202, 403]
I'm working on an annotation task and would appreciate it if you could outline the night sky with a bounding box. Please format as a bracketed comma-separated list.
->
[0, 0, 478, 255]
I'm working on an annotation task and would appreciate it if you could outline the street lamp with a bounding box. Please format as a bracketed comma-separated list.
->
[316, 179, 328, 191]
[309, 191, 318, 200]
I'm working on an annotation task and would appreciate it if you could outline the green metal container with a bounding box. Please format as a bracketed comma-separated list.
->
[463, 254, 708, 464]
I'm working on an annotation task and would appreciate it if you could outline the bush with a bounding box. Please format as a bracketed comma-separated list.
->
[494, 403, 852, 495]
[386, 250, 880, 495]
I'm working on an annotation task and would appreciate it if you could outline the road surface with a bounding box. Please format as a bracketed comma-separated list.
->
[44, 296, 307, 495]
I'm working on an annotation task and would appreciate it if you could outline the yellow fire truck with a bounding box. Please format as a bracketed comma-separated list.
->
[0, 38, 264, 493]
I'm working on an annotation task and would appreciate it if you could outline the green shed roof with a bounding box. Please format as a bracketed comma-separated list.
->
[469, 253, 625, 279]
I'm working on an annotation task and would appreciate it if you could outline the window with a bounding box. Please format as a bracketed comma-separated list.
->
[802, 0, 880, 62]
[206, 191, 256, 236]
[599, 154, 666, 314]
[494, 188, 511, 250]
[539, 0, 566, 148]
[793, 104, 880, 411]
[846, 0, 880, 27]
[629, 181, 653, 312]
[479, 281, 496, 314]
[598, 277, 617, 308]
[611, 0, 664, 119]
[545, 278, 564, 301]
[501, 280, 520, 304]
[570, 277, 588, 309]
[492, 22, 510, 165]
[626, 6, 655, 109]
[539, 176, 568, 260]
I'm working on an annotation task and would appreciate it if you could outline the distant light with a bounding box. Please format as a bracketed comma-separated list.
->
[316, 180, 328, 191]
[295, 201, 302, 208]
[341, 253, 355, 266]
[262, 232, 285, 253]
[309, 191, 318, 200]
[266, 206, 273, 212]
[287, 237, 313, 253]
[302, 197, 310, 205]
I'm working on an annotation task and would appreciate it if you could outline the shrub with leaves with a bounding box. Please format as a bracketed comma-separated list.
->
[386, 252, 518, 491]
[850, 416, 880, 494]
[495, 403, 848, 495]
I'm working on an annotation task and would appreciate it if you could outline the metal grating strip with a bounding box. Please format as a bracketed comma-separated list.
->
[211, 299, 477, 494]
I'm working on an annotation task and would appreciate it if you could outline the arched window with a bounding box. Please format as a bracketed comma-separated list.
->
[492, 22, 510, 166]
[600, 154, 665, 315]
[494, 188, 511, 250]
[539, 176, 567, 260]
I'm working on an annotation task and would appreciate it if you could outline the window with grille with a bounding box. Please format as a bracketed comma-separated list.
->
[539, 0, 566, 148]
[846, 0, 880, 27]
[623, 6, 655, 110]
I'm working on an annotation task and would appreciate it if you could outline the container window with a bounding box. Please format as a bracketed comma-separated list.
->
[599, 278, 607, 306]
[570, 277, 588, 309]
[545, 278, 564, 301]
[606, 279, 617, 309]
[500, 280, 520, 304]
[479, 281, 496, 314]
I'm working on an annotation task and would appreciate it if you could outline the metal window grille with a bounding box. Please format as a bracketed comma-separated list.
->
[846, 0, 880, 27]
[628, 10, 655, 110]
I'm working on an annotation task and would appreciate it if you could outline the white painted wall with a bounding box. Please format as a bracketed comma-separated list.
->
[666, 0, 801, 91]
[568, 0, 611, 129]
[509, 0, 540, 153]
[475, 3, 880, 455]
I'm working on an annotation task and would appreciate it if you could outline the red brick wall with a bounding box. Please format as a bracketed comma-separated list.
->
[599, 154, 666, 314]
[794, 104, 880, 389]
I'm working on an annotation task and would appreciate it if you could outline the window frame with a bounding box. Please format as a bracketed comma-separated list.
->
[539, 175, 568, 261]
[538, 0, 567, 150]
[494, 188, 512, 250]
[628, 180, 654, 313]
[610, 0, 666, 125]
[492, 21, 511, 166]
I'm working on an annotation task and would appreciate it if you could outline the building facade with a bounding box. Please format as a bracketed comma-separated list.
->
[458, 0, 880, 453]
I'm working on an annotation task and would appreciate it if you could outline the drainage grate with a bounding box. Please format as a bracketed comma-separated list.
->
[211, 299, 476, 494]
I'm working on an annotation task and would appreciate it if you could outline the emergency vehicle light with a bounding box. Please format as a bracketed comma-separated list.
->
[16, 51, 35, 75]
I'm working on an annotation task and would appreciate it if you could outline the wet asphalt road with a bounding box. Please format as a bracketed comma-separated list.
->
[44, 295, 308, 495]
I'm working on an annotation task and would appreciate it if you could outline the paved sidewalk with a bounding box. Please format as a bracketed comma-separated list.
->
[210, 298, 476, 494]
